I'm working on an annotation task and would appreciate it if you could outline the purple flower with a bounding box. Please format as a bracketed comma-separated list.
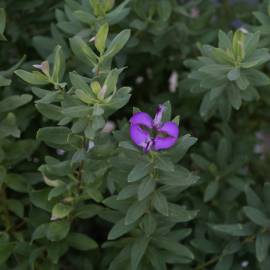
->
[231, 19, 244, 29]
[129, 105, 179, 152]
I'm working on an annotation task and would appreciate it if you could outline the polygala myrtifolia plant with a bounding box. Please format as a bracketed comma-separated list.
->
[2, 0, 270, 270]
[13, 20, 199, 269]
[186, 29, 270, 120]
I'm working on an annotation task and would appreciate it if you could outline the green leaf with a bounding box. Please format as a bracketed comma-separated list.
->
[168, 203, 198, 222]
[95, 23, 109, 54]
[152, 191, 168, 216]
[51, 203, 73, 220]
[103, 68, 123, 96]
[168, 134, 197, 162]
[218, 30, 232, 49]
[227, 68, 240, 81]
[69, 72, 93, 96]
[256, 232, 270, 263]
[30, 188, 54, 211]
[138, 177, 156, 201]
[228, 85, 242, 110]
[204, 180, 219, 202]
[104, 29, 131, 58]
[0, 242, 14, 265]
[245, 69, 270, 86]
[125, 199, 148, 225]
[0, 94, 32, 113]
[217, 137, 231, 167]
[36, 103, 62, 121]
[32, 224, 48, 242]
[75, 89, 96, 104]
[153, 237, 194, 260]
[131, 237, 150, 270]
[0, 75, 11, 86]
[212, 48, 234, 64]
[245, 185, 263, 208]
[108, 218, 136, 240]
[191, 238, 219, 254]
[245, 32, 260, 57]
[191, 153, 211, 170]
[142, 214, 156, 236]
[211, 223, 254, 236]
[209, 86, 225, 101]
[154, 157, 174, 172]
[67, 233, 98, 251]
[232, 29, 245, 60]
[158, 167, 199, 187]
[236, 74, 250, 90]
[46, 220, 71, 242]
[86, 187, 103, 202]
[70, 37, 98, 67]
[52, 45, 65, 83]
[243, 206, 270, 227]
[7, 199, 24, 218]
[128, 162, 150, 182]
[117, 184, 138, 200]
[0, 8, 7, 41]
[75, 204, 102, 219]
[48, 185, 66, 201]
[37, 127, 71, 145]
[148, 247, 166, 270]
[157, 0, 172, 21]
[4, 174, 28, 193]
[15, 70, 49, 85]
[74, 10, 96, 25]
[214, 255, 233, 270]
[0, 166, 6, 184]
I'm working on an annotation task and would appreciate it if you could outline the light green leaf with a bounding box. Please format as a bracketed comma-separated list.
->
[51, 203, 73, 220]
[15, 70, 49, 85]
[104, 29, 131, 58]
[70, 37, 98, 67]
[52, 45, 65, 83]
[95, 23, 109, 54]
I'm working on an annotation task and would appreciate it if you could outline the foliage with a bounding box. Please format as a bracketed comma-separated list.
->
[0, 0, 270, 270]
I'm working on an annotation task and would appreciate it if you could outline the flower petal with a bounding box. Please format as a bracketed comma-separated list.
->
[154, 122, 179, 150]
[130, 124, 152, 150]
[130, 112, 153, 128]
[153, 104, 165, 128]
[159, 121, 179, 137]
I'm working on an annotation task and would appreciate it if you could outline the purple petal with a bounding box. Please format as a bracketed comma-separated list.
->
[130, 112, 153, 128]
[153, 105, 165, 128]
[130, 124, 152, 151]
[154, 122, 179, 151]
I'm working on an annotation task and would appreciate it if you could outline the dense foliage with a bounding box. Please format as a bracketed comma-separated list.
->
[1, 0, 270, 269]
